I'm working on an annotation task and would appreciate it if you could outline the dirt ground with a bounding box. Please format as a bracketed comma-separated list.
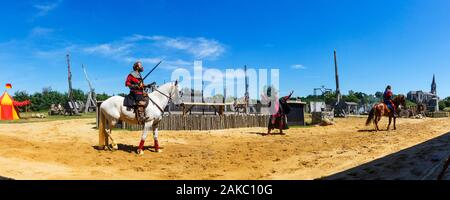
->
[0, 116, 449, 180]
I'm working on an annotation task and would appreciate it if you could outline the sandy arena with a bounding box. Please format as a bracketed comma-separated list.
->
[0, 117, 449, 180]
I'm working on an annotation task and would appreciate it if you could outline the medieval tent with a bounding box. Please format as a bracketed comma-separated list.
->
[0, 90, 31, 120]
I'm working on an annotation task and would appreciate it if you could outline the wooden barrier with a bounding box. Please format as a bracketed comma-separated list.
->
[426, 111, 450, 118]
[118, 114, 270, 131]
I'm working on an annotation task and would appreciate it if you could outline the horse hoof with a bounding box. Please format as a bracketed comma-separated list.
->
[112, 144, 119, 151]
[137, 149, 144, 155]
[155, 149, 163, 153]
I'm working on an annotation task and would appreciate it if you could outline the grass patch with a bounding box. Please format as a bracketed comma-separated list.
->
[0, 111, 96, 124]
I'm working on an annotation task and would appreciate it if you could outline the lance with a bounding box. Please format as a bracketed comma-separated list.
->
[142, 60, 163, 81]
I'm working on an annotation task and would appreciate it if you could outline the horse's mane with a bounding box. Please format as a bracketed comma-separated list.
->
[154, 82, 176, 91]
[393, 94, 405, 106]
[394, 94, 405, 100]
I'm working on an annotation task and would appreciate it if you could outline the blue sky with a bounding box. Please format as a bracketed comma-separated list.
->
[1, 0, 449, 98]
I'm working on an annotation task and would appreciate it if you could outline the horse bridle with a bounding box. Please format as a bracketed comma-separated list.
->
[147, 86, 174, 114]
[153, 87, 173, 102]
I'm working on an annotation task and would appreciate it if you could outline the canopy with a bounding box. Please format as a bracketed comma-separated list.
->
[0, 91, 31, 120]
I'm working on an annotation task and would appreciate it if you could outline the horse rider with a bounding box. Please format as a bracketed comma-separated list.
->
[125, 61, 155, 123]
[383, 85, 397, 117]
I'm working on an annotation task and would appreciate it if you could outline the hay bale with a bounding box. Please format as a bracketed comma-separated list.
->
[31, 113, 47, 119]
[319, 118, 335, 126]
[312, 111, 334, 125]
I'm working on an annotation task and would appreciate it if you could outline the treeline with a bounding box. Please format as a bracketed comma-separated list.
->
[13, 87, 111, 111]
[12, 87, 450, 112]
[439, 97, 450, 111]
[299, 90, 417, 107]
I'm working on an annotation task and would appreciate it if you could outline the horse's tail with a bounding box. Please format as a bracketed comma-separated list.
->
[98, 107, 108, 149]
[366, 107, 375, 126]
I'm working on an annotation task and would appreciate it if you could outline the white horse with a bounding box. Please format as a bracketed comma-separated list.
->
[98, 81, 181, 155]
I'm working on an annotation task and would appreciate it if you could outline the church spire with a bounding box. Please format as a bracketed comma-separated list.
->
[431, 74, 436, 95]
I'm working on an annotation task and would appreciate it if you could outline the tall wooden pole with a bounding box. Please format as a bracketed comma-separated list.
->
[244, 65, 249, 113]
[334, 50, 341, 103]
[82, 64, 97, 113]
[67, 54, 73, 100]
[66, 54, 79, 115]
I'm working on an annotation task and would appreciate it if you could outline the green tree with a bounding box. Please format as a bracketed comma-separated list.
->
[71, 89, 87, 102]
[13, 90, 30, 102]
[342, 94, 359, 103]
[323, 91, 337, 105]
[96, 93, 111, 101]
[405, 100, 417, 108]
[13, 90, 31, 112]
[443, 97, 450, 108]
[29, 92, 43, 111]
[439, 101, 446, 111]
[374, 91, 383, 100]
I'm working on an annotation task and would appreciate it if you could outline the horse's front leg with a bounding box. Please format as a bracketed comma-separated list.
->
[153, 127, 162, 153]
[137, 121, 153, 155]
[374, 116, 378, 131]
[387, 115, 392, 131]
[393, 117, 397, 130]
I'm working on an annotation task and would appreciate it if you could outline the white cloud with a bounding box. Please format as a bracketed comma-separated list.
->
[81, 34, 226, 69]
[34, 0, 63, 17]
[83, 43, 133, 57]
[291, 64, 307, 70]
[124, 34, 163, 42]
[32, 45, 75, 58]
[125, 35, 226, 59]
[30, 27, 54, 37]
[162, 37, 225, 59]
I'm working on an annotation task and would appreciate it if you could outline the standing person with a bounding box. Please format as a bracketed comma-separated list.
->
[267, 91, 293, 135]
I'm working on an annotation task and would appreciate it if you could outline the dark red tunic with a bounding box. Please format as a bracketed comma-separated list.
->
[125, 71, 144, 95]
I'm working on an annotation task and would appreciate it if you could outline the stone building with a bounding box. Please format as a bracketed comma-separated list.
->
[407, 75, 439, 112]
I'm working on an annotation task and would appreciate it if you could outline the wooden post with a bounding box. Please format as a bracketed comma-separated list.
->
[334, 50, 341, 102]
[244, 65, 249, 114]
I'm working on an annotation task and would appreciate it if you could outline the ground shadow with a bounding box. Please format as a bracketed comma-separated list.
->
[248, 132, 287, 136]
[322, 132, 450, 180]
[0, 176, 14, 180]
[92, 144, 162, 153]
[357, 129, 388, 133]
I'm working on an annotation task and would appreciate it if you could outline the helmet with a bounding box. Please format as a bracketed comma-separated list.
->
[386, 85, 392, 90]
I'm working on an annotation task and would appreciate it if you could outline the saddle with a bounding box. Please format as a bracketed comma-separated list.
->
[382, 102, 398, 117]
[124, 94, 150, 124]
[383, 103, 391, 113]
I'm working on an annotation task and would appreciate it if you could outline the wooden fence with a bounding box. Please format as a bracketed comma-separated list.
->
[117, 114, 270, 131]
[425, 111, 450, 118]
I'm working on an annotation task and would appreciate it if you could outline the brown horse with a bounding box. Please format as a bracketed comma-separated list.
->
[366, 95, 406, 131]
